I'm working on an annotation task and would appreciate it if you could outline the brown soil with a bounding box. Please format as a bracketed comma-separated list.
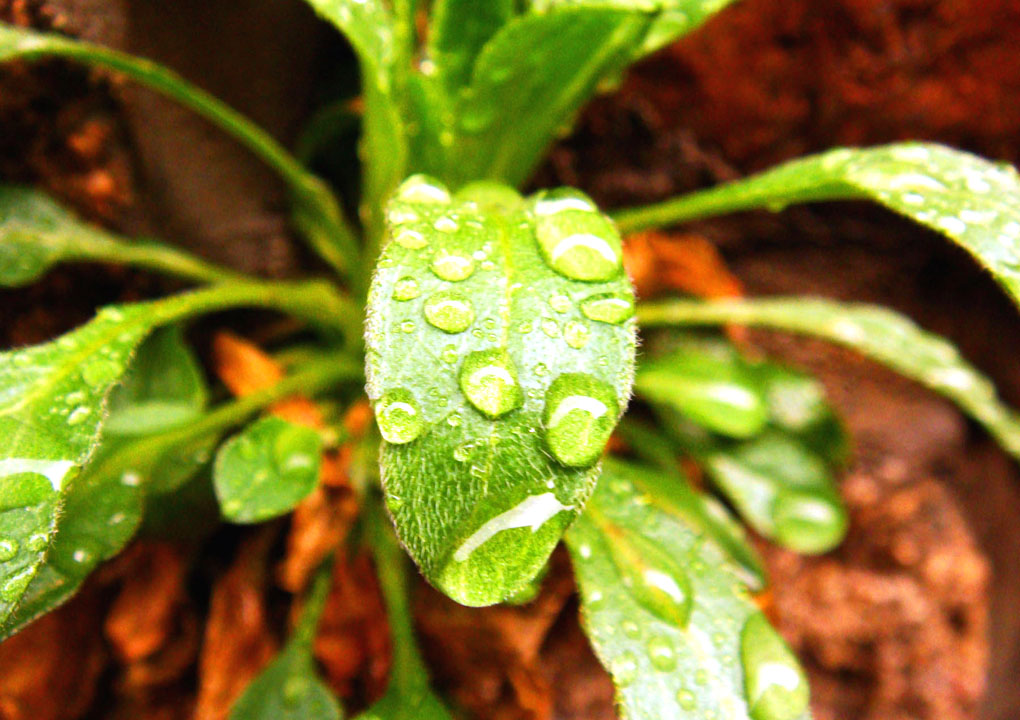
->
[3, 1, 1020, 719]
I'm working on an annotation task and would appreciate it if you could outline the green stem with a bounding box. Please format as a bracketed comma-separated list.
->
[291, 558, 336, 649]
[83, 353, 362, 484]
[367, 499, 429, 692]
[612, 180, 863, 234]
[3, 27, 361, 278]
[73, 237, 247, 285]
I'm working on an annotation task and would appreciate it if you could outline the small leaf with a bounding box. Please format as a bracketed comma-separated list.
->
[214, 417, 323, 524]
[704, 431, 848, 554]
[638, 296, 1020, 460]
[365, 179, 636, 605]
[567, 461, 811, 720]
[615, 143, 1020, 309]
[447, 7, 652, 186]
[635, 340, 769, 438]
[105, 325, 208, 436]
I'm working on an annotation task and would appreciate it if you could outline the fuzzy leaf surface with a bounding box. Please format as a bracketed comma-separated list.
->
[229, 645, 341, 720]
[214, 417, 322, 524]
[365, 178, 636, 605]
[567, 461, 811, 720]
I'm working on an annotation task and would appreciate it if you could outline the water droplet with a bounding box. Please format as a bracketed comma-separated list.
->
[622, 620, 641, 638]
[447, 412, 463, 427]
[581, 292, 635, 324]
[441, 345, 458, 364]
[740, 613, 809, 720]
[533, 362, 548, 377]
[424, 290, 475, 333]
[431, 249, 476, 281]
[395, 174, 451, 204]
[647, 635, 677, 672]
[400, 320, 416, 333]
[121, 470, 141, 487]
[394, 228, 428, 249]
[563, 320, 591, 349]
[543, 373, 618, 467]
[517, 321, 533, 334]
[540, 318, 560, 338]
[385, 493, 404, 512]
[434, 215, 460, 233]
[534, 191, 622, 281]
[772, 489, 847, 554]
[375, 389, 424, 444]
[608, 531, 693, 627]
[677, 689, 697, 710]
[0, 539, 19, 562]
[459, 349, 523, 418]
[612, 651, 638, 686]
[67, 406, 91, 425]
[27, 533, 47, 552]
[0, 569, 32, 602]
[549, 293, 571, 313]
[392, 276, 421, 301]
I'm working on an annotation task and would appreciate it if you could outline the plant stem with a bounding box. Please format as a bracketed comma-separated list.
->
[74, 237, 247, 285]
[291, 558, 336, 649]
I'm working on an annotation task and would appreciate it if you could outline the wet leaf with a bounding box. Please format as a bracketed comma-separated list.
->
[567, 461, 811, 720]
[428, 0, 514, 98]
[365, 178, 636, 605]
[616, 144, 1020, 309]
[214, 417, 323, 524]
[638, 296, 1020, 460]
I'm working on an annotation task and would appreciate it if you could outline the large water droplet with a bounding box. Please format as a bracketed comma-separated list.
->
[563, 320, 591, 349]
[581, 292, 635, 325]
[543, 373, 618, 467]
[392, 276, 421, 301]
[608, 531, 693, 627]
[0, 569, 32, 602]
[772, 489, 847, 554]
[459, 349, 523, 418]
[394, 228, 428, 249]
[431, 248, 476, 281]
[424, 290, 475, 333]
[534, 190, 622, 281]
[375, 389, 424, 444]
[67, 406, 91, 425]
[395, 174, 451, 204]
[740, 613, 810, 720]
[0, 538, 19, 562]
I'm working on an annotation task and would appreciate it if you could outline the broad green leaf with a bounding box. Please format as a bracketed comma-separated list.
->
[365, 178, 636, 605]
[446, 7, 652, 187]
[0, 186, 237, 286]
[614, 143, 1020, 309]
[105, 325, 208, 436]
[703, 431, 847, 554]
[214, 417, 323, 524]
[0, 24, 358, 279]
[635, 341, 769, 438]
[567, 461, 811, 720]
[230, 562, 341, 720]
[0, 282, 354, 630]
[638, 296, 1020, 459]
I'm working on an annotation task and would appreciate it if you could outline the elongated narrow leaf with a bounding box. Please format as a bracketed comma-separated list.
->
[365, 177, 636, 605]
[428, 0, 515, 96]
[214, 417, 322, 524]
[615, 143, 1020, 308]
[447, 7, 651, 186]
[567, 461, 811, 720]
[638, 297, 1020, 459]
[635, 340, 769, 438]
[0, 186, 235, 286]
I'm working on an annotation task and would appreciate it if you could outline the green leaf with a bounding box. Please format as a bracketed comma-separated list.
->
[635, 340, 769, 438]
[567, 460, 811, 720]
[614, 143, 1020, 309]
[105, 325, 208, 436]
[638, 296, 1020, 459]
[446, 7, 652, 187]
[365, 178, 636, 605]
[428, 0, 515, 97]
[703, 431, 848, 554]
[0, 186, 240, 286]
[229, 562, 341, 720]
[0, 24, 358, 279]
[214, 417, 323, 524]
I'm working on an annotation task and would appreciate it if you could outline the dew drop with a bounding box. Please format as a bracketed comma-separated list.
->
[534, 190, 622, 281]
[543, 373, 618, 467]
[395, 174, 451, 204]
[0, 538, 19, 562]
[549, 293, 571, 313]
[400, 320, 416, 333]
[647, 635, 678, 672]
[458, 349, 523, 418]
[375, 389, 424, 444]
[622, 620, 641, 638]
[563, 320, 591, 349]
[431, 249, 476, 281]
[533, 362, 548, 377]
[772, 489, 848, 554]
[581, 292, 635, 325]
[540, 318, 560, 338]
[394, 228, 428, 249]
[433, 215, 460, 233]
[608, 531, 693, 627]
[392, 276, 421, 301]
[27, 533, 47, 552]
[441, 345, 458, 364]
[677, 689, 697, 710]
[612, 651, 638, 687]
[424, 290, 475, 333]
[385, 493, 404, 512]
[446, 412, 463, 427]
[67, 406, 91, 425]
[517, 321, 533, 334]
[740, 613, 810, 720]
